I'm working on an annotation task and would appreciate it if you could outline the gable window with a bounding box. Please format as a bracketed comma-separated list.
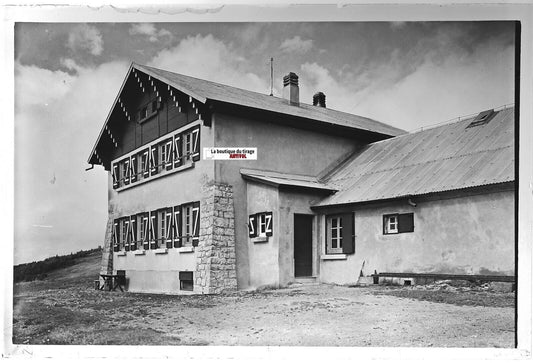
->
[326, 213, 355, 255]
[139, 106, 148, 120]
[383, 213, 414, 235]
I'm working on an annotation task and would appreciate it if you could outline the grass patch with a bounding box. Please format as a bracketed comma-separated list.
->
[372, 288, 515, 308]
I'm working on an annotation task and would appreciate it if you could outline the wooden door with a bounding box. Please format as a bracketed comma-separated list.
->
[294, 214, 313, 277]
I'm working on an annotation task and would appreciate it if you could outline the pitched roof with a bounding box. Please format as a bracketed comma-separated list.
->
[134, 63, 405, 137]
[240, 168, 337, 193]
[314, 107, 515, 207]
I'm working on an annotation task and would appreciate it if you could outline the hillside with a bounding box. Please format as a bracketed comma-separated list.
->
[14, 248, 101, 284]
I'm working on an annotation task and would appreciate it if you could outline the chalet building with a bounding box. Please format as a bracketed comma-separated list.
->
[88, 62, 515, 294]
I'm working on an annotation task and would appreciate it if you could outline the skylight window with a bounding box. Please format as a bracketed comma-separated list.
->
[467, 109, 495, 128]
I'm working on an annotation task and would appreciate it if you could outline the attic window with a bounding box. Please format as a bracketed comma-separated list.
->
[467, 109, 495, 128]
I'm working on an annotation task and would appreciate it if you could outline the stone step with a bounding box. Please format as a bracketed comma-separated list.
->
[294, 276, 318, 284]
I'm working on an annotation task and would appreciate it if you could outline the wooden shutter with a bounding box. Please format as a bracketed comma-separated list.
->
[174, 134, 183, 168]
[192, 127, 200, 162]
[265, 212, 273, 237]
[165, 140, 173, 171]
[150, 145, 159, 176]
[248, 214, 257, 238]
[130, 216, 137, 251]
[192, 202, 200, 247]
[165, 208, 173, 248]
[173, 205, 182, 248]
[398, 213, 414, 233]
[149, 211, 158, 249]
[112, 163, 119, 189]
[123, 159, 130, 185]
[142, 213, 149, 250]
[142, 149, 150, 178]
[130, 155, 137, 183]
[113, 219, 119, 252]
[341, 213, 355, 254]
[124, 219, 130, 251]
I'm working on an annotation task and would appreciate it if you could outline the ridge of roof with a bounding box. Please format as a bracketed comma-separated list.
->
[133, 63, 405, 137]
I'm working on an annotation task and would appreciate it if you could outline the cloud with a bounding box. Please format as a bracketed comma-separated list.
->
[15, 62, 76, 109]
[67, 24, 103, 56]
[129, 23, 173, 42]
[149, 34, 268, 94]
[15, 60, 129, 263]
[279, 36, 313, 54]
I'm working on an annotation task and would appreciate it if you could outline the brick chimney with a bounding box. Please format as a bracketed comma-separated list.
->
[313, 92, 326, 108]
[283, 72, 299, 106]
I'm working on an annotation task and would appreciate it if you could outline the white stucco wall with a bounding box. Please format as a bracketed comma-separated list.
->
[319, 188, 515, 285]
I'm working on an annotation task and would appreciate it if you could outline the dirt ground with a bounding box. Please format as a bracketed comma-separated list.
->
[12, 253, 515, 347]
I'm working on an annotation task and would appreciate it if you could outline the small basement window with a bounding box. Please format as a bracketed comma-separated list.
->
[383, 213, 414, 234]
[467, 109, 495, 128]
[179, 271, 194, 291]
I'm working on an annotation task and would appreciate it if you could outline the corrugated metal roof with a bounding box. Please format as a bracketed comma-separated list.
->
[315, 107, 514, 207]
[240, 168, 337, 192]
[135, 64, 405, 137]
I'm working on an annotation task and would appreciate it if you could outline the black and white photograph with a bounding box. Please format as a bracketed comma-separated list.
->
[4, 2, 533, 360]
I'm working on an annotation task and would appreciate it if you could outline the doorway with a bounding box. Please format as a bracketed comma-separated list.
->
[294, 214, 313, 277]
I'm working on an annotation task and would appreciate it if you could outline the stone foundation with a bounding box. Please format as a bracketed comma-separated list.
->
[195, 182, 238, 294]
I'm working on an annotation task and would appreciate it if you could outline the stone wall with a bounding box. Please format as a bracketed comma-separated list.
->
[195, 182, 238, 294]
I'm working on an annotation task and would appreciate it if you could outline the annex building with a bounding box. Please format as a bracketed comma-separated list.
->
[88, 63, 515, 294]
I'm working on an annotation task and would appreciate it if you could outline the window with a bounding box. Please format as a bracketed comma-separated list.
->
[179, 271, 194, 291]
[248, 212, 273, 238]
[112, 202, 200, 253]
[182, 204, 192, 247]
[129, 216, 137, 251]
[149, 211, 158, 249]
[383, 213, 414, 234]
[113, 219, 119, 252]
[111, 125, 200, 190]
[121, 218, 129, 251]
[139, 106, 147, 120]
[326, 213, 354, 255]
[140, 213, 149, 250]
[140, 149, 149, 178]
[384, 215, 398, 234]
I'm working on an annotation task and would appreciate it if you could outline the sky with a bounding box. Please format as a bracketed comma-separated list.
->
[13, 21, 515, 264]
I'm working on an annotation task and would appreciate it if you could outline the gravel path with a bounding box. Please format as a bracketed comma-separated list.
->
[13, 280, 514, 347]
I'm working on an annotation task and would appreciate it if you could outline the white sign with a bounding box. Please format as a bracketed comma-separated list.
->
[203, 147, 257, 160]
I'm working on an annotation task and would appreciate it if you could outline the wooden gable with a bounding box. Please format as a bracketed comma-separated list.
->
[88, 64, 210, 170]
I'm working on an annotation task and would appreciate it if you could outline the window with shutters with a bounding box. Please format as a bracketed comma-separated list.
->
[248, 212, 273, 238]
[326, 213, 355, 255]
[121, 218, 129, 251]
[182, 204, 193, 247]
[383, 213, 414, 234]
[112, 202, 200, 254]
[111, 125, 200, 190]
